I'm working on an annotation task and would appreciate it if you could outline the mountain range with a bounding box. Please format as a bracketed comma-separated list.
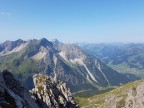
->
[0, 39, 140, 95]
[79, 43, 144, 76]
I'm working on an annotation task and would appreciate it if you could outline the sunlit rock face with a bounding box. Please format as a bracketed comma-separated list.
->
[0, 70, 78, 108]
[31, 74, 79, 108]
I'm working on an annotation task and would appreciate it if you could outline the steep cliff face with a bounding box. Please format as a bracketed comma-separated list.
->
[0, 70, 78, 108]
[0, 70, 38, 108]
[76, 80, 144, 108]
[31, 74, 78, 108]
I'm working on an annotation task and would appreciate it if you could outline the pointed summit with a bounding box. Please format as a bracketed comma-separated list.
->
[52, 39, 63, 45]
[2, 39, 25, 51]
[40, 38, 53, 47]
[15, 39, 24, 43]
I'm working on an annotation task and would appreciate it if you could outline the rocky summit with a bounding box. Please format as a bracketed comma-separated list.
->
[0, 70, 78, 108]
[31, 74, 78, 108]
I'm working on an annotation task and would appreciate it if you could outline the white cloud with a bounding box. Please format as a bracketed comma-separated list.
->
[0, 11, 12, 16]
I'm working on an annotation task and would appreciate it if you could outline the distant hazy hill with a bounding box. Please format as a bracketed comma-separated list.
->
[0, 39, 139, 94]
[76, 80, 144, 108]
[79, 43, 144, 75]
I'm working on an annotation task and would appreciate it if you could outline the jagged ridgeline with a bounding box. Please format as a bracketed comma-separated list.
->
[0, 38, 140, 94]
[0, 70, 78, 108]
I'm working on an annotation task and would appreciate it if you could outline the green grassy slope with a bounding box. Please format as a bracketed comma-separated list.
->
[76, 80, 144, 108]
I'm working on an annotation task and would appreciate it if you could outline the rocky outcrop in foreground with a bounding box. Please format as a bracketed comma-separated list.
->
[31, 74, 78, 108]
[0, 70, 78, 108]
[0, 70, 38, 108]
[77, 80, 144, 108]
[104, 80, 144, 108]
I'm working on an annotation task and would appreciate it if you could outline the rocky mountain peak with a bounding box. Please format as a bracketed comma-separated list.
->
[59, 44, 86, 60]
[1, 39, 25, 52]
[31, 73, 79, 108]
[40, 38, 53, 47]
[52, 39, 63, 45]
[0, 70, 78, 108]
[15, 39, 24, 43]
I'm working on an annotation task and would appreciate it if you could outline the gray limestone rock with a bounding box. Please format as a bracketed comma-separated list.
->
[0, 70, 78, 108]
[0, 70, 38, 108]
[31, 73, 79, 108]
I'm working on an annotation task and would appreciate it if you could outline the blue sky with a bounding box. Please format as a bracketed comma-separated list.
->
[0, 0, 144, 43]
